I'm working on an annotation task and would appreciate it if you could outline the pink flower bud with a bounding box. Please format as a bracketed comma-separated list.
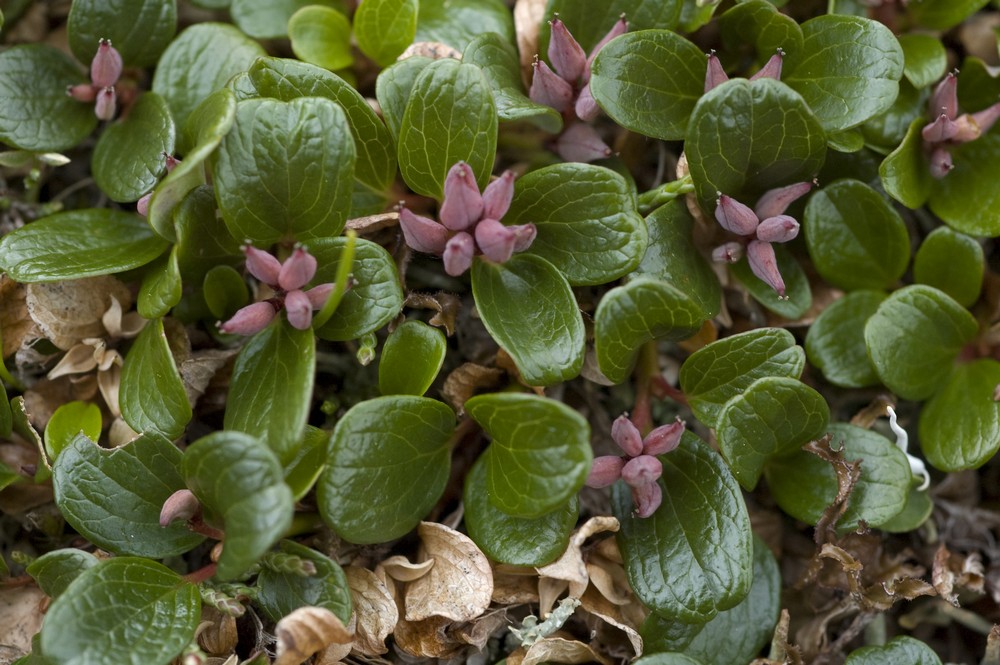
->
[482, 170, 516, 220]
[278, 247, 317, 291]
[715, 194, 759, 236]
[530, 58, 574, 113]
[159, 489, 200, 527]
[969, 102, 1000, 136]
[712, 241, 744, 263]
[511, 223, 538, 252]
[746, 240, 785, 297]
[753, 180, 814, 220]
[164, 154, 181, 172]
[587, 16, 628, 76]
[952, 103, 1000, 144]
[475, 218, 516, 263]
[749, 48, 784, 82]
[284, 289, 313, 330]
[574, 83, 600, 121]
[440, 162, 484, 231]
[622, 455, 663, 487]
[443, 231, 475, 276]
[586, 455, 625, 488]
[90, 39, 123, 88]
[304, 283, 334, 309]
[66, 83, 98, 102]
[631, 479, 663, 518]
[555, 122, 612, 163]
[244, 245, 282, 285]
[399, 208, 449, 255]
[642, 418, 685, 456]
[95, 86, 116, 121]
[756, 215, 800, 243]
[929, 71, 958, 120]
[705, 51, 729, 93]
[219, 301, 276, 335]
[921, 113, 959, 143]
[611, 414, 644, 457]
[549, 18, 588, 83]
[136, 192, 152, 217]
[929, 146, 954, 179]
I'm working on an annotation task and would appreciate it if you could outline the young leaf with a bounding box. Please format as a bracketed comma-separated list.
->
[288, 6, 353, 71]
[318, 396, 455, 544]
[845, 636, 942, 664]
[379, 320, 447, 396]
[913, 227, 984, 307]
[44, 401, 102, 462]
[919, 360, 1000, 471]
[466, 392, 591, 519]
[414, 0, 514, 51]
[897, 34, 947, 89]
[138, 248, 183, 319]
[26, 549, 100, 600]
[255, 540, 352, 623]
[805, 290, 886, 388]
[120, 318, 191, 440]
[230, 0, 342, 39]
[68, 0, 177, 67]
[729, 243, 812, 319]
[927, 134, 1000, 237]
[879, 117, 932, 210]
[355, 0, 418, 67]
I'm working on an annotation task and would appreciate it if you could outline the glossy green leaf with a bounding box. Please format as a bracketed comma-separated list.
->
[471, 254, 585, 386]
[678, 0, 717, 32]
[120, 318, 191, 440]
[642, 535, 780, 665]
[860, 79, 924, 151]
[398, 58, 497, 199]
[40, 558, 199, 665]
[806, 290, 885, 388]
[633, 655, 705, 665]
[463, 32, 562, 134]
[203, 265, 248, 320]
[256, 540, 352, 623]
[879, 117, 931, 209]
[230, 0, 341, 39]
[283, 426, 328, 501]
[463, 454, 577, 566]
[827, 128, 865, 153]
[92, 93, 175, 202]
[415, 0, 514, 51]
[595, 278, 706, 384]
[212, 97, 355, 244]
[615, 432, 752, 623]
[766, 423, 911, 530]
[68, 0, 176, 66]
[138, 249, 183, 319]
[152, 23, 266, 130]
[783, 15, 904, 132]
[919, 360, 1000, 471]
[288, 6, 352, 71]
[174, 185, 242, 281]
[310, 237, 404, 341]
[804, 179, 909, 291]
[0, 45, 97, 151]
[679, 328, 805, 428]
[224, 317, 315, 464]
[26, 549, 100, 600]
[686, 79, 826, 209]
[379, 320, 446, 396]
[183, 431, 294, 580]
[846, 636, 942, 665]
[44, 401, 102, 462]
[375, 56, 432, 143]
[0, 209, 168, 282]
[913, 227, 984, 307]
[319, 396, 455, 544]
[729, 243, 812, 319]
[898, 34, 947, 89]
[907, 0, 989, 30]
[956, 56, 1000, 113]
[864, 285, 978, 401]
[355, 0, 418, 67]
[467, 392, 591, 519]
[879, 485, 934, 534]
[719, 1, 804, 59]
[543, 0, 682, 53]
[589, 30, 705, 141]
[52, 433, 205, 558]
[927, 133, 1000, 237]
[505, 163, 647, 285]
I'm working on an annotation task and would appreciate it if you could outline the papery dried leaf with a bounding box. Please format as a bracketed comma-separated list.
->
[585, 556, 632, 606]
[933, 544, 985, 606]
[345, 566, 397, 656]
[766, 609, 804, 665]
[21, 375, 93, 432]
[536, 516, 619, 599]
[405, 522, 493, 622]
[849, 395, 895, 429]
[346, 212, 399, 235]
[984, 624, 1000, 665]
[399, 41, 462, 60]
[0, 276, 34, 358]
[197, 606, 238, 656]
[862, 576, 935, 611]
[393, 614, 463, 658]
[107, 416, 139, 447]
[514, 0, 546, 83]
[579, 585, 644, 656]
[491, 565, 540, 605]
[404, 292, 462, 337]
[380, 555, 435, 582]
[179, 349, 238, 408]
[539, 578, 570, 618]
[804, 435, 861, 544]
[314, 615, 356, 664]
[818, 544, 865, 599]
[521, 637, 612, 665]
[454, 607, 509, 650]
[442, 362, 505, 412]
[25, 277, 131, 350]
[274, 607, 353, 665]
[0, 586, 46, 653]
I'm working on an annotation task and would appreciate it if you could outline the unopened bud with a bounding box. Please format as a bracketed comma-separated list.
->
[443, 231, 475, 276]
[715, 193, 759, 236]
[278, 247, 317, 291]
[622, 455, 663, 487]
[284, 289, 313, 330]
[643, 418, 685, 455]
[574, 83, 600, 121]
[95, 86, 116, 120]
[90, 39, 123, 88]
[164, 154, 181, 172]
[922, 113, 959, 143]
[549, 18, 587, 83]
[304, 282, 335, 309]
[67, 83, 97, 103]
[160, 489, 200, 527]
[611, 414, 643, 457]
[705, 51, 729, 93]
[244, 245, 282, 285]
[712, 241, 744, 263]
[952, 103, 1000, 144]
[511, 223, 537, 252]
[631, 479, 663, 518]
[929, 71, 958, 120]
[749, 48, 784, 82]
[929, 146, 954, 179]
[475, 218, 516, 263]
[587, 16, 628, 75]
[746, 240, 785, 297]
[136, 192, 152, 217]
[482, 170, 516, 220]
[555, 122, 612, 163]
[586, 455, 625, 488]
[219, 301, 276, 335]
[399, 208, 449, 255]
[440, 162, 484, 231]
[753, 180, 814, 219]
[529, 58, 574, 112]
[755, 215, 799, 243]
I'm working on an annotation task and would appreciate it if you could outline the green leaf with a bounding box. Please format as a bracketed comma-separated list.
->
[633, 655, 705, 665]
[0, 209, 168, 282]
[288, 6, 353, 71]
[318, 396, 455, 544]
[846, 636, 942, 665]
[0, 385, 10, 439]
[224, 317, 315, 464]
[40, 558, 199, 665]
[879, 485, 934, 533]
[375, 56, 432, 144]
[256, 540, 352, 623]
[642, 535, 780, 665]
[174, 185, 242, 282]
[919, 360, 1000, 471]
[310, 237, 404, 341]
[544, 0, 682, 53]
[860, 79, 924, 151]
[589, 30, 705, 141]
[415, 0, 514, 51]
[827, 128, 866, 153]
[719, 1, 804, 59]
[864, 285, 978, 401]
[230, 0, 341, 39]
[463, 454, 577, 566]
[766, 423, 911, 530]
[379, 320, 446, 396]
[879, 117, 932, 209]
[183, 431, 294, 580]
[152, 23, 266, 130]
[804, 179, 910, 291]
[686, 79, 826, 209]
[913, 227, 984, 307]
[52, 433, 205, 557]
[283, 426, 328, 501]
[927, 133, 1000, 237]
[355, 0, 418, 67]
[92, 93, 176, 203]
[26, 549, 100, 599]
[0, 45, 97, 151]
[898, 34, 947, 89]
[678, 0, 718, 32]
[615, 432, 752, 623]
[729, 243, 812, 319]
[956, 56, 1000, 113]
[120, 318, 191, 440]
[138, 248, 183, 319]
[212, 97, 355, 244]
[595, 278, 706, 384]
[783, 15, 904, 132]
[44, 401, 102, 462]
[471, 254, 585, 386]
[679, 327, 805, 428]
[203, 265, 249, 320]
[466, 392, 591, 519]
[805, 290, 886, 388]
[68, 0, 176, 67]
[907, 0, 990, 30]
[504, 163, 647, 285]
[463, 32, 562, 134]
[398, 58, 497, 199]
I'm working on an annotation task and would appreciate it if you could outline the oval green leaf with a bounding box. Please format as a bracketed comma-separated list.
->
[913, 227, 984, 308]
[355, 0, 418, 67]
[26, 549, 100, 600]
[919, 360, 1000, 471]
[898, 34, 947, 89]
[879, 117, 932, 210]
[92, 93, 175, 203]
[255, 540, 352, 623]
[120, 318, 191, 440]
[927, 133, 1000, 237]
[375, 56, 432, 144]
[907, 0, 989, 30]
[415, 0, 514, 51]
[138, 248, 183, 319]
[230, 0, 342, 39]
[288, 6, 353, 71]
[719, 1, 804, 59]
[379, 320, 446, 396]
[805, 290, 886, 388]
[846, 636, 942, 665]
[44, 401, 102, 462]
[68, 0, 176, 67]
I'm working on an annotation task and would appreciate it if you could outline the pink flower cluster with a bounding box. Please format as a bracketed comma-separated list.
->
[399, 162, 537, 276]
[704, 48, 784, 92]
[921, 71, 1000, 179]
[67, 39, 123, 121]
[586, 415, 685, 518]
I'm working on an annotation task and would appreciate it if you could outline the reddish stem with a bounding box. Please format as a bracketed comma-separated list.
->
[183, 563, 218, 585]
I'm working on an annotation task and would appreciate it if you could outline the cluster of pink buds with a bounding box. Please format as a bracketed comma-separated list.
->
[705, 48, 784, 92]
[219, 246, 335, 335]
[711, 181, 814, 298]
[67, 39, 123, 121]
[586, 415, 685, 518]
[136, 153, 180, 216]
[399, 162, 537, 276]
[921, 71, 1000, 179]
[529, 16, 627, 162]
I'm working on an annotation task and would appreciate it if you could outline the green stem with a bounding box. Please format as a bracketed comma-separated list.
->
[312, 229, 357, 330]
[637, 175, 694, 215]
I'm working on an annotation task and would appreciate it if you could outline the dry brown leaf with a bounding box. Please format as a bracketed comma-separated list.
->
[345, 566, 398, 656]
[346, 212, 399, 235]
[803, 435, 861, 544]
[399, 41, 462, 60]
[536, 516, 619, 604]
[454, 607, 509, 650]
[514, 0, 546, 83]
[179, 349, 238, 408]
[403, 292, 462, 336]
[393, 614, 464, 658]
[442, 362, 505, 411]
[379, 555, 434, 582]
[586, 555, 632, 606]
[0, 586, 46, 653]
[520, 637, 612, 665]
[314, 615, 356, 664]
[197, 606, 238, 656]
[0, 276, 34, 358]
[25, 277, 130, 350]
[933, 543, 985, 606]
[538, 577, 570, 618]
[405, 522, 493, 622]
[274, 607, 353, 665]
[491, 564, 540, 605]
[579, 585, 645, 656]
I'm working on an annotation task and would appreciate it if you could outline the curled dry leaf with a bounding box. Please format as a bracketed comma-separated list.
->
[0, 586, 46, 653]
[586, 555, 632, 606]
[346, 212, 399, 235]
[405, 522, 493, 622]
[274, 606, 353, 665]
[455, 607, 509, 650]
[579, 585, 644, 657]
[404, 291, 462, 336]
[393, 614, 463, 659]
[379, 555, 435, 583]
[518, 637, 612, 665]
[0, 276, 34, 357]
[345, 566, 397, 656]
[933, 543, 985, 606]
[803, 435, 861, 544]
[536, 516, 620, 611]
[398, 41, 462, 61]
[25, 277, 130, 350]
[313, 615, 356, 664]
[179, 349, 238, 409]
[197, 606, 238, 656]
[491, 563, 540, 605]
[442, 362, 505, 412]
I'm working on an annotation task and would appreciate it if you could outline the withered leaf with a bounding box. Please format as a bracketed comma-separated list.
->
[536, 516, 619, 608]
[455, 607, 509, 650]
[579, 585, 644, 656]
[804, 435, 861, 544]
[399, 41, 463, 60]
[933, 543, 985, 606]
[491, 564, 540, 605]
[520, 637, 612, 665]
[25, 277, 130, 350]
[405, 291, 462, 336]
[274, 606, 353, 665]
[405, 522, 493, 622]
[179, 349, 238, 409]
[346, 212, 399, 235]
[0, 586, 46, 653]
[514, 0, 546, 79]
[0, 276, 34, 358]
[345, 566, 397, 656]
[442, 362, 504, 412]
[393, 614, 463, 659]
[197, 606, 238, 656]
[379, 555, 434, 583]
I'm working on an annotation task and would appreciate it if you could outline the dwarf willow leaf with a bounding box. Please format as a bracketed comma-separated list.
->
[927, 134, 1000, 237]
[879, 117, 931, 210]
[92, 93, 175, 202]
[907, 0, 990, 30]
[288, 6, 353, 71]
[913, 227, 984, 307]
[120, 318, 191, 440]
[919, 360, 1000, 472]
[379, 320, 446, 396]
[256, 540, 352, 623]
[719, 1, 804, 58]
[26, 549, 100, 600]
[415, 0, 514, 51]
[898, 34, 947, 89]
[68, 0, 176, 67]
[806, 290, 886, 388]
[138, 248, 183, 319]
[375, 56, 432, 143]
[355, 0, 418, 67]
[230, 0, 342, 39]
[846, 636, 942, 665]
